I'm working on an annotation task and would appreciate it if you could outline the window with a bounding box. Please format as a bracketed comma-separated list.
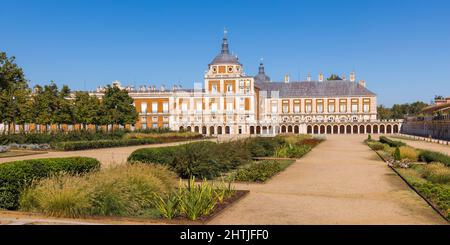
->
[196, 101, 202, 113]
[141, 117, 147, 129]
[340, 100, 347, 112]
[271, 101, 278, 113]
[152, 116, 158, 122]
[211, 103, 217, 113]
[351, 100, 358, 113]
[283, 105, 289, 113]
[294, 104, 300, 113]
[162, 102, 169, 113]
[226, 101, 233, 111]
[227, 84, 233, 93]
[212, 85, 217, 93]
[152, 102, 157, 113]
[152, 123, 158, 129]
[228, 66, 233, 72]
[163, 123, 169, 128]
[181, 103, 188, 112]
[363, 104, 369, 113]
[141, 102, 147, 114]
[305, 102, 312, 113]
[328, 104, 335, 113]
[240, 80, 244, 86]
[239, 98, 244, 111]
[212, 66, 217, 73]
[141, 123, 147, 129]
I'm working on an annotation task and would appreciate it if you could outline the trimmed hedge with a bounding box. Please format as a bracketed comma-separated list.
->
[0, 157, 100, 210]
[419, 150, 450, 167]
[129, 141, 251, 179]
[379, 136, 406, 148]
[51, 138, 162, 151]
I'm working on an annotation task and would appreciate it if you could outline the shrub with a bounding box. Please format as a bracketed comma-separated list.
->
[412, 182, 450, 218]
[379, 136, 406, 148]
[418, 150, 450, 167]
[0, 157, 100, 210]
[420, 163, 450, 184]
[129, 141, 251, 179]
[19, 164, 177, 218]
[367, 141, 385, 151]
[243, 137, 286, 157]
[234, 160, 281, 182]
[52, 138, 161, 151]
[399, 146, 419, 161]
[177, 177, 217, 221]
[286, 144, 311, 158]
[394, 147, 401, 161]
[368, 134, 372, 141]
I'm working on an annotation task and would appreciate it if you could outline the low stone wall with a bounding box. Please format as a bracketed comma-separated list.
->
[401, 119, 450, 141]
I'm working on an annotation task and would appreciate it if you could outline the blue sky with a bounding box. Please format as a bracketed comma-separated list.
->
[2, 0, 450, 106]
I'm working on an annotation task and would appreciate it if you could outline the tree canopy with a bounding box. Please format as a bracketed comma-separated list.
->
[327, 74, 343, 81]
[377, 101, 428, 120]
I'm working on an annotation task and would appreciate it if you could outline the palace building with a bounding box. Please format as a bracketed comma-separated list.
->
[93, 33, 402, 135]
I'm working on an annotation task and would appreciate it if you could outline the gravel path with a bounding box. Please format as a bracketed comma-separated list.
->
[209, 135, 447, 225]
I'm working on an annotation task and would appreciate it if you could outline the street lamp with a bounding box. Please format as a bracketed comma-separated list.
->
[12, 95, 16, 134]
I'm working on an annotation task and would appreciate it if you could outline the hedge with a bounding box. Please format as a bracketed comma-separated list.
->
[419, 150, 450, 167]
[0, 157, 100, 210]
[128, 141, 251, 179]
[51, 138, 163, 151]
[379, 136, 406, 148]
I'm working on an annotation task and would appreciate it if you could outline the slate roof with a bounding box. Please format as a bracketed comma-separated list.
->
[255, 80, 376, 98]
[209, 36, 241, 66]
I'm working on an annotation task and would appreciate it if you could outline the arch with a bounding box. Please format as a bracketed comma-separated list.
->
[209, 126, 215, 135]
[393, 124, 399, 134]
[327, 125, 332, 134]
[217, 126, 222, 135]
[332, 125, 338, 134]
[256, 126, 261, 135]
[294, 125, 299, 134]
[387, 124, 392, 134]
[262, 126, 268, 135]
[287, 125, 293, 133]
[366, 125, 372, 134]
[380, 125, 385, 134]
[179, 126, 184, 132]
[275, 126, 280, 134]
[313, 125, 319, 134]
[194, 126, 199, 133]
[359, 125, 365, 134]
[339, 125, 345, 134]
[307, 125, 312, 134]
[225, 126, 231, 134]
[281, 125, 287, 133]
[353, 125, 358, 134]
[373, 125, 379, 134]
[202, 126, 207, 134]
[320, 125, 325, 134]
[186, 126, 192, 132]
[250, 126, 255, 135]
[346, 125, 352, 134]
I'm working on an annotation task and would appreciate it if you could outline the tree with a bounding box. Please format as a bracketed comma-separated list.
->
[32, 82, 59, 130]
[100, 85, 138, 131]
[327, 74, 343, 81]
[74, 92, 101, 130]
[377, 101, 428, 120]
[55, 85, 74, 131]
[0, 52, 30, 133]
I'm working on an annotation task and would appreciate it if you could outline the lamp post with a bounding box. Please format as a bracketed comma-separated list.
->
[12, 95, 16, 134]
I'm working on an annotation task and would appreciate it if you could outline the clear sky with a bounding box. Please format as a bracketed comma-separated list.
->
[2, 0, 450, 106]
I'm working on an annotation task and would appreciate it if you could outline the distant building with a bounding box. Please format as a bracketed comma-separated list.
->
[92, 32, 402, 135]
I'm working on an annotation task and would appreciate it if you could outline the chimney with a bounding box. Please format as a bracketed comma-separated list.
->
[341, 74, 346, 80]
[350, 72, 356, 82]
[284, 74, 290, 83]
[318, 73, 324, 82]
[173, 85, 177, 91]
[307, 74, 311, 82]
[359, 80, 366, 88]
[161, 85, 165, 92]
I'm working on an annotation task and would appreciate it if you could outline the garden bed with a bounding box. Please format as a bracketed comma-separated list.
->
[366, 136, 450, 222]
[0, 190, 249, 225]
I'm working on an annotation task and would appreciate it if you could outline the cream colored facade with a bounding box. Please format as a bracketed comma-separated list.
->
[91, 34, 402, 135]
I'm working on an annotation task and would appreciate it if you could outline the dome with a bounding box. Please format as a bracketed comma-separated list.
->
[254, 62, 271, 83]
[209, 35, 241, 66]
